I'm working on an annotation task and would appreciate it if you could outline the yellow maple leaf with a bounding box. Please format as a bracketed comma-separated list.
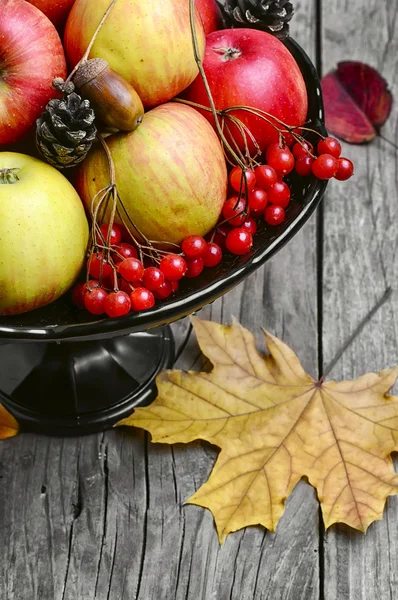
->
[118, 317, 398, 543]
[0, 403, 19, 440]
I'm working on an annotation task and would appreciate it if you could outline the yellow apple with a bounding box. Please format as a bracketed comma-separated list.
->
[0, 153, 89, 315]
[64, 0, 205, 108]
[74, 103, 227, 245]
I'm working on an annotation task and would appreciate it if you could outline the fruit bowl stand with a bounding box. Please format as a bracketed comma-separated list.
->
[0, 38, 328, 436]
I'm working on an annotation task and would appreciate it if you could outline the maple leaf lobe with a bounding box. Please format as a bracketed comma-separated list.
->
[0, 404, 19, 440]
[118, 318, 398, 542]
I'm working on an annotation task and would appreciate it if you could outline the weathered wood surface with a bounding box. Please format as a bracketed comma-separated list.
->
[320, 1, 398, 599]
[1, 0, 397, 598]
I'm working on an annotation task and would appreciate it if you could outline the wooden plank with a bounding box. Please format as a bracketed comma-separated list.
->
[320, 0, 398, 598]
[0, 2, 321, 599]
[91, 4, 320, 599]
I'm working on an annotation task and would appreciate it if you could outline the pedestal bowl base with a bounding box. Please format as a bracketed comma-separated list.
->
[0, 326, 174, 436]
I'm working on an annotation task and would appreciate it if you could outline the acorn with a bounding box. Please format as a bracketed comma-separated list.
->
[73, 58, 144, 132]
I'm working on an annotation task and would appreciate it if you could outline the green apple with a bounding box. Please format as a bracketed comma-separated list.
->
[74, 103, 227, 245]
[0, 153, 89, 315]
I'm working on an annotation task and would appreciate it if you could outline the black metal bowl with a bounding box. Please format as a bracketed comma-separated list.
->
[0, 37, 327, 435]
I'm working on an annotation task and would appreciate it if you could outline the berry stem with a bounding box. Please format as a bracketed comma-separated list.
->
[188, 0, 245, 170]
[175, 96, 326, 161]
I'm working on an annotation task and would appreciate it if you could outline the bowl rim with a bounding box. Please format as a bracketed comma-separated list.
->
[0, 37, 328, 343]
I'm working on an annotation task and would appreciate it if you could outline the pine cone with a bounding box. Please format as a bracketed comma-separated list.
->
[219, 0, 294, 38]
[36, 91, 97, 169]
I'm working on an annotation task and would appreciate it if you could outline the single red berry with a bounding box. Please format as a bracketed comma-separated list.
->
[112, 242, 138, 263]
[104, 291, 131, 318]
[292, 141, 313, 158]
[248, 187, 268, 216]
[159, 254, 187, 281]
[185, 257, 204, 278]
[334, 157, 354, 181]
[203, 243, 223, 267]
[295, 156, 314, 177]
[84, 286, 108, 315]
[130, 287, 155, 311]
[87, 253, 113, 279]
[153, 280, 173, 300]
[267, 181, 291, 208]
[229, 166, 256, 192]
[208, 223, 230, 249]
[266, 145, 295, 176]
[119, 278, 134, 294]
[225, 228, 253, 255]
[222, 196, 248, 226]
[72, 282, 87, 309]
[312, 153, 339, 179]
[181, 235, 207, 258]
[264, 205, 285, 226]
[118, 225, 132, 243]
[241, 216, 257, 236]
[98, 223, 122, 246]
[317, 136, 342, 158]
[100, 272, 117, 290]
[117, 257, 145, 282]
[283, 132, 295, 146]
[265, 143, 281, 162]
[84, 279, 100, 294]
[254, 164, 277, 190]
[143, 267, 165, 291]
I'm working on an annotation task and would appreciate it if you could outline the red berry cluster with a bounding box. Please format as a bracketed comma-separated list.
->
[294, 136, 353, 181]
[72, 135, 353, 318]
[214, 135, 353, 256]
[72, 225, 223, 318]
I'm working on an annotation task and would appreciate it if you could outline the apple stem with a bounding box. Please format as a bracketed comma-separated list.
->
[0, 168, 20, 185]
[65, 0, 119, 86]
[212, 46, 242, 61]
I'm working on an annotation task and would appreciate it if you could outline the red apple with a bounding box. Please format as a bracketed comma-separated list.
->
[195, 0, 223, 35]
[0, 0, 67, 146]
[74, 103, 227, 245]
[64, 0, 205, 109]
[25, 0, 76, 30]
[182, 28, 308, 154]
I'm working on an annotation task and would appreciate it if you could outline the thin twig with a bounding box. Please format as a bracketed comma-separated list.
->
[322, 287, 393, 378]
[188, 0, 245, 169]
[65, 0, 118, 85]
[378, 133, 398, 151]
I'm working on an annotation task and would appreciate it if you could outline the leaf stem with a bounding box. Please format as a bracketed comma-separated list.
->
[378, 133, 398, 151]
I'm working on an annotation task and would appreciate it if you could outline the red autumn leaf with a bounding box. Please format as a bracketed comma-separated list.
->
[321, 73, 375, 143]
[336, 62, 393, 127]
[321, 61, 393, 144]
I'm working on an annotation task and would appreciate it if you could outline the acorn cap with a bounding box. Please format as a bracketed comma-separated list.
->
[73, 58, 108, 89]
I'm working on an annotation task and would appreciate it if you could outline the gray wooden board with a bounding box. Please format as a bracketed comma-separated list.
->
[5, 0, 395, 597]
[320, 0, 398, 599]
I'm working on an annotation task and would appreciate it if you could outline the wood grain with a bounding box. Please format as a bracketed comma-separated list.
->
[0, 2, 323, 598]
[320, 0, 398, 598]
